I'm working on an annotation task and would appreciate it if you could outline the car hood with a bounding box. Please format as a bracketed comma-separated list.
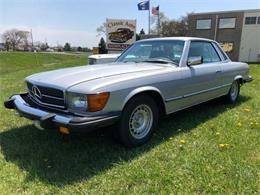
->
[26, 63, 166, 90]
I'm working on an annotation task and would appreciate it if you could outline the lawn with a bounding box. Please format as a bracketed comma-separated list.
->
[0, 52, 259, 194]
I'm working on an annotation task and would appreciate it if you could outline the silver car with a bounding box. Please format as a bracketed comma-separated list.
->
[5, 37, 253, 147]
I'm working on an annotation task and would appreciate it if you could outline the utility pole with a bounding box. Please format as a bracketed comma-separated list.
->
[30, 29, 34, 50]
[148, 0, 150, 34]
[31, 28, 38, 64]
[158, 11, 160, 35]
[214, 15, 218, 41]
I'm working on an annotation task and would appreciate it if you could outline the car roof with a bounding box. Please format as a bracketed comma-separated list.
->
[88, 54, 121, 59]
[138, 37, 215, 43]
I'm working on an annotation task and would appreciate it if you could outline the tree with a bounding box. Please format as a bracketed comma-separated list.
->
[136, 29, 146, 41]
[4, 38, 10, 51]
[63, 42, 71, 51]
[77, 46, 82, 52]
[140, 29, 145, 35]
[40, 42, 49, 51]
[82, 47, 92, 52]
[160, 13, 190, 37]
[1, 29, 30, 50]
[96, 22, 106, 37]
[150, 12, 169, 35]
[98, 37, 107, 54]
[149, 12, 191, 36]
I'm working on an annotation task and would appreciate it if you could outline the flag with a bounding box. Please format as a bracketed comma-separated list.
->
[137, 1, 149, 11]
[152, 6, 159, 16]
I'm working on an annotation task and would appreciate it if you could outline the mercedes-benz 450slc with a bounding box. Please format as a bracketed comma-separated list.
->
[4, 37, 253, 147]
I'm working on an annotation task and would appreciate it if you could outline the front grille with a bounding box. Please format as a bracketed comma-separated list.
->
[27, 82, 65, 109]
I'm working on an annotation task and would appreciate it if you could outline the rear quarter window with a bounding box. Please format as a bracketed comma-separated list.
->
[213, 42, 228, 61]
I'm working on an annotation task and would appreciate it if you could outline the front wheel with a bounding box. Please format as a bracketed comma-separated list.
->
[225, 80, 240, 104]
[115, 95, 159, 147]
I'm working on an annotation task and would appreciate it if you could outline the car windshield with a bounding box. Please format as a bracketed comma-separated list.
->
[117, 40, 185, 65]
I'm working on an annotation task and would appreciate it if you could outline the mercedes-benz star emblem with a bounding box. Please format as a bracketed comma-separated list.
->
[32, 85, 42, 99]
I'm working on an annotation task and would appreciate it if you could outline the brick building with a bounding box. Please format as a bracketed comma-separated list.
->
[188, 9, 260, 62]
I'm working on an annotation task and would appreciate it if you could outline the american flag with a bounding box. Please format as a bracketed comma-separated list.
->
[152, 6, 159, 16]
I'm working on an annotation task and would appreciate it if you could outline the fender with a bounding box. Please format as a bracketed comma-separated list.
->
[122, 86, 165, 108]
[234, 75, 244, 84]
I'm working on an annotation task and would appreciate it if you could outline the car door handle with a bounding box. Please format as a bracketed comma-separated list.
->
[215, 70, 222, 73]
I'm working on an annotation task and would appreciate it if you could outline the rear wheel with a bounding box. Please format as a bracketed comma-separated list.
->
[225, 80, 240, 104]
[115, 94, 159, 147]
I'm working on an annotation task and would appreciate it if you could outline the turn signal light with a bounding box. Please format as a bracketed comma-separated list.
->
[87, 92, 110, 112]
[59, 127, 70, 134]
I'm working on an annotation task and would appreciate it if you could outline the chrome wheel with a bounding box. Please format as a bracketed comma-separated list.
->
[129, 104, 153, 139]
[230, 81, 239, 101]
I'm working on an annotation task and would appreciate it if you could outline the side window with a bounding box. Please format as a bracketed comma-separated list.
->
[188, 41, 221, 63]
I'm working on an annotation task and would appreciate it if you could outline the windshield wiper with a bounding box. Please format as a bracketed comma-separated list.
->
[123, 61, 139, 63]
[141, 58, 178, 65]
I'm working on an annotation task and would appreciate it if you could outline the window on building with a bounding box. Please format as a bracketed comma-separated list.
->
[196, 19, 211, 29]
[219, 18, 236, 29]
[258, 17, 260, 24]
[245, 17, 257, 24]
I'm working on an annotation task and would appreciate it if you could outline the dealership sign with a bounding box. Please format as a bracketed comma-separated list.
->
[106, 19, 136, 51]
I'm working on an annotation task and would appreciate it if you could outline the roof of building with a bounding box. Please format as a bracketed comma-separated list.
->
[190, 9, 260, 16]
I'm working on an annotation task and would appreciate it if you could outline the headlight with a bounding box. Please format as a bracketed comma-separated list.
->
[67, 93, 88, 112]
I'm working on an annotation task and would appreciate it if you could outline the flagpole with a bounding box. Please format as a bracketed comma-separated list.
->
[158, 8, 160, 35]
[148, 0, 150, 34]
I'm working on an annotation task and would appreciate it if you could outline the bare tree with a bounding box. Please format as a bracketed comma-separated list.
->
[96, 22, 106, 37]
[160, 13, 191, 37]
[1, 29, 30, 51]
[150, 12, 169, 34]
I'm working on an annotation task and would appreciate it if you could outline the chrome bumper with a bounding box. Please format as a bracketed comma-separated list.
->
[4, 94, 120, 132]
[243, 75, 253, 83]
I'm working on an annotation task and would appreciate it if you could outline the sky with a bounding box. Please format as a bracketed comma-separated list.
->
[0, 0, 259, 48]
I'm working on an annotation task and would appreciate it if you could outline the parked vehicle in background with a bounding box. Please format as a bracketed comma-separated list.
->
[5, 37, 253, 147]
[46, 48, 54, 52]
[88, 54, 120, 65]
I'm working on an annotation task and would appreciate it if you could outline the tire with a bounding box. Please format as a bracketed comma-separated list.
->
[225, 80, 240, 104]
[115, 94, 159, 147]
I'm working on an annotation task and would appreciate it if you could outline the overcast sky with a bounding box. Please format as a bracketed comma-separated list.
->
[0, 0, 259, 48]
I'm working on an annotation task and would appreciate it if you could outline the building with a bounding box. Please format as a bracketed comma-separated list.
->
[188, 9, 260, 62]
[0, 43, 5, 51]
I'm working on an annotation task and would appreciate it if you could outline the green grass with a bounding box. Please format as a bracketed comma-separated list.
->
[0, 52, 259, 194]
[0, 52, 87, 75]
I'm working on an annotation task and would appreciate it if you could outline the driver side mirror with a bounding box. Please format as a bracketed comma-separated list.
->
[187, 56, 203, 66]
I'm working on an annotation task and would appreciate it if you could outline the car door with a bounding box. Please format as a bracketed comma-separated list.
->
[176, 41, 224, 109]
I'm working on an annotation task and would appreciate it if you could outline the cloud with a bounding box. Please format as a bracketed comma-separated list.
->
[0, 25, 100, 48]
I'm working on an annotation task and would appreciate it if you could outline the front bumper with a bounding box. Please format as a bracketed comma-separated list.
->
[243, 75, 253, 83]
[4, 93, 120, 132]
